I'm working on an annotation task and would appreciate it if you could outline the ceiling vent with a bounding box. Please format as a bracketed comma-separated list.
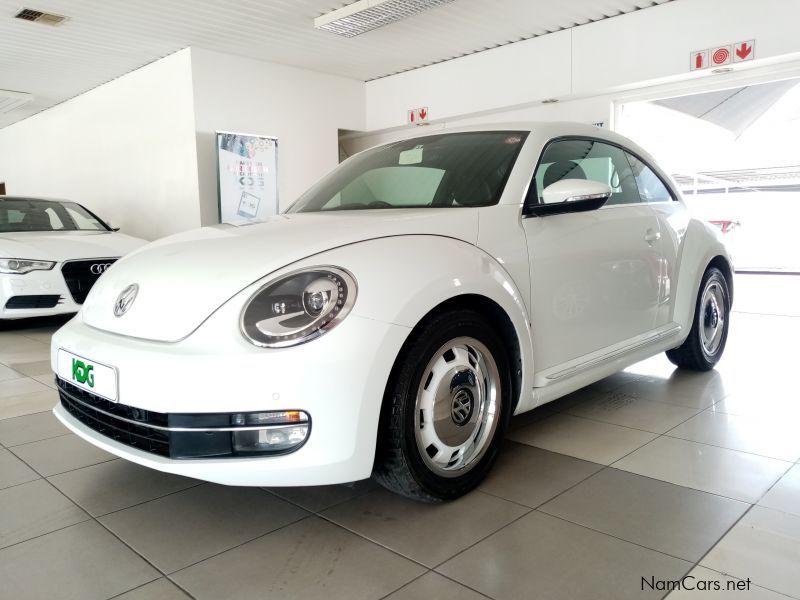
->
[14, 8, 69, 26]
[315, 0, 455, 37]
[0, 90, 34, 114]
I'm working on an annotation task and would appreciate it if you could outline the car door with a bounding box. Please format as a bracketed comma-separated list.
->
[624, 151, 687, 328]
[522, 137, 663, 374]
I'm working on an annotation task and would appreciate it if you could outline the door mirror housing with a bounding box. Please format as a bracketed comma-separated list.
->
[104, 219, 120, 232]
[528, 179, 612, 217]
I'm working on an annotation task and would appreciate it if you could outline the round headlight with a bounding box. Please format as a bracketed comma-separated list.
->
[240, 267, 357, 348]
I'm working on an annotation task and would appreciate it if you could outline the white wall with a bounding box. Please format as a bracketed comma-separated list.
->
[364, 0, 800, 131]
[189, 48, 366, 224]
[0, 49, 200, 240]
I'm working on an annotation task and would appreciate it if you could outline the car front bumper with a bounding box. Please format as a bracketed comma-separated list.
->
[51, 312, 411, 486]
[0, 269, 81, 319]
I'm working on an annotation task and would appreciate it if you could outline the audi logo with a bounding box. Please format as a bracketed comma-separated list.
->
[90, 263, 113, 275]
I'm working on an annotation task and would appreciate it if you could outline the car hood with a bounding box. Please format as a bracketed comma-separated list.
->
[81, 209, 480, 342]
[0, 231, 146, 262]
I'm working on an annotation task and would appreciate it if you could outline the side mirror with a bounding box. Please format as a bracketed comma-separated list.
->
[528, 179, 612, 217]
[105, 220, 120, 232]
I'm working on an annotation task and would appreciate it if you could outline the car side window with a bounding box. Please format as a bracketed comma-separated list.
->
[534, 139, 641, 206]
[625, 152, 675, 203]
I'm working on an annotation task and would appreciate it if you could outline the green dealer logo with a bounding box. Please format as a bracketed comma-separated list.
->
[71, 358, 95, 388]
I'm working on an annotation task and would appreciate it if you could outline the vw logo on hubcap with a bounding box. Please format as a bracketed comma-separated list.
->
[114, 284, 139, 317]
[451, 388, 474, 426]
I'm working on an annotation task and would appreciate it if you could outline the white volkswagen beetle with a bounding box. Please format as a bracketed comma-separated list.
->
[1, 197, 146, 320]
[51, 123, 732, 501]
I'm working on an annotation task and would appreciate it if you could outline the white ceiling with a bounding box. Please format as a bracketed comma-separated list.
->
[0, 0, 670, 129]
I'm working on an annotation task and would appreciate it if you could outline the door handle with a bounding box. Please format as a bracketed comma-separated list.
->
[644, 229, 661, 244]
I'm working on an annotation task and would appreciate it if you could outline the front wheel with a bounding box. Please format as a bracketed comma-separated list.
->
[373, 310, 511, 501]
[666, 267, 730, 371]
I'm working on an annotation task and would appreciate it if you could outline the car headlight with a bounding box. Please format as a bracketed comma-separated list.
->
[0, 258, 56, 274]
[241, 266, 357, 348]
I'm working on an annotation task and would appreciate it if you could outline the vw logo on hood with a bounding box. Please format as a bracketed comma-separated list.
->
[114, 284, 139, 317]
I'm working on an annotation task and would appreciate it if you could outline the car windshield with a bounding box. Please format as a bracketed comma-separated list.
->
[0, 198, 109, 233]
[287, 131, 528, 213]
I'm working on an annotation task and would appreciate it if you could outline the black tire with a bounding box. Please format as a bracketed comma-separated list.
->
[666, 267, 730, 371]
[373, 309, 512, 502]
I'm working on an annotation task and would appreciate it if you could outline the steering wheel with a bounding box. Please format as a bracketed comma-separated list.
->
[367, 200, 393, 209]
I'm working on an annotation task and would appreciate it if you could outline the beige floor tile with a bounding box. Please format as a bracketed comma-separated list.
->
[49, 458, 200, 516]
[386, 572, 487, 600]
[99, 484, 308, 573]
[7, 360, 53, 377]
[11, 433, 115, 476]
[266, 478, 378, 512]
[479, 441, 602, 507]
[712, 391, 800, 419]
[0, 364, 23, 382]
[0, 448, 39, 489]
[540, 468, 748, 562]
[614, 436, 791, 503]
[568, 390, 701, 433]
[31, 373, 57, 389]
[613, 379, 719, 410]
[668, 410, 800, 461]
[437, 511, 691, 600]
[172, 516, 425, 600]
[701, 506, 800, 598]
[322, 487, 528, 567]
[0, 377, 49, 399]
[114, 578, 192, 600]
[0, 388, 58, 419]
[0, 520, 159, 600]
[758, 463, 800, 518]
[0, 479, 88, 548]
[0, 410, 69, 447]
[508, 413, 657, 465]
[666, 566, 789, 599]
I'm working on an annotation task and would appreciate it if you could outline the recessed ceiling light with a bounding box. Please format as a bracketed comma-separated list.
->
[14, 8, 69, 26]
[315, 0, 456, 38]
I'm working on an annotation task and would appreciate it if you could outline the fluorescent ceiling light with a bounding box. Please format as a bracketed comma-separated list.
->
[315, 0, 456, 38]
[0, 90, 34, 114]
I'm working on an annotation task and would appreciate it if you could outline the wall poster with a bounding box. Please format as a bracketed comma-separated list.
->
[216, 131, 278, 225]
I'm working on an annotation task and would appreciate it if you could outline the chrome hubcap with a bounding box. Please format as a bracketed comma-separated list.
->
[700, 281, 725, 355]
[414, 337, 501, 478]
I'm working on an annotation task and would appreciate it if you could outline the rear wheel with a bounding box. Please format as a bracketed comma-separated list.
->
[666, 267, 730, 371]
[373, 310, 511, 501]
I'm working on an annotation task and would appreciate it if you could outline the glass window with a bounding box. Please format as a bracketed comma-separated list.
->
[626, 153, 674, 203]
[0, 198, 108, 232]
[534, 139, 641, 206]
[288, 131, 528, 212]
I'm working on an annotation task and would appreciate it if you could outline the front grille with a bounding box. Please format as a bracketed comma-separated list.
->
[5, 294, 62, 309]
[61, 259, 118, 304]
[56, 378, 307, 459]
[58, 379, 171, 457]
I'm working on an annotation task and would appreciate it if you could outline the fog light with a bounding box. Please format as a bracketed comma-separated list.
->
[231, 410, 310, 454]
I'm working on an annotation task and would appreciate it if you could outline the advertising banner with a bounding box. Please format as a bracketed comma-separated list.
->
[216, 131, 278, 225]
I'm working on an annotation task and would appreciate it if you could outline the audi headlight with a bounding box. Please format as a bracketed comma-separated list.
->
[241, 267, 357, 348]
[0, 258, 56, 274]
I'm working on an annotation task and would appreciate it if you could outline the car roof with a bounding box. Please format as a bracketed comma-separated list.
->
[0, 196, 71, 203]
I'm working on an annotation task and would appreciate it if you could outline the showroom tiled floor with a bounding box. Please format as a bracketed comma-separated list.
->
[0, 274, 798, 600]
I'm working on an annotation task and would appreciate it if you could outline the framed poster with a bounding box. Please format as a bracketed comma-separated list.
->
[216, 131, 278, 225]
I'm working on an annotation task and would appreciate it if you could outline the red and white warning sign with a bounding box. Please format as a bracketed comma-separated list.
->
[711, 45, 732, 66]
[733, 40, 755, 62]
[690, 40, 755, 71]
[690, 49, 709, 71]
[407, 106, 429, 125]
